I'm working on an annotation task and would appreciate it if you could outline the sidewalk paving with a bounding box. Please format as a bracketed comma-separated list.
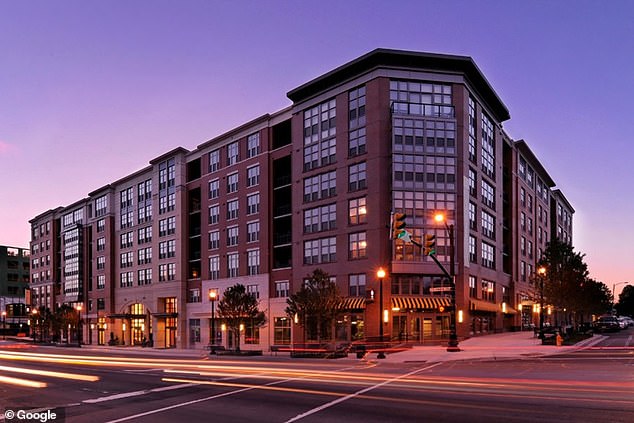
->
[377, 331, 606, 363]
[3, 331, 607, 364]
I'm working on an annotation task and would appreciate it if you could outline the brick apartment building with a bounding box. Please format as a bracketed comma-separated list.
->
[29, 49, 573, 350]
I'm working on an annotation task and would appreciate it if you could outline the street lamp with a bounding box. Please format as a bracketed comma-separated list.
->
[2, 311, 6, 340]
[31, 308, 38, 343]
[612, 282, 628, 306]
[434, 213, 460, 352]
[537, 266, 547, 340]
[209, 290, 217, 350]
[377, 268, 386, 359]
[75, 304, 82, 348]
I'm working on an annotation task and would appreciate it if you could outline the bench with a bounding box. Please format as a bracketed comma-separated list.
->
[206, 345, 226, 354]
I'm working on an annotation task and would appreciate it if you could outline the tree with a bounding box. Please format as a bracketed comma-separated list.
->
[616, 285, 634, 316]
[52, 304, 79, 343]
[285, 269, 341, 344]
[577, 278, 612, 319]
[217, 284, 266, 351]
[538, 238, 589, 326]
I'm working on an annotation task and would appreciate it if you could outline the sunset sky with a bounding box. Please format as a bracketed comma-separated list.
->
[1, 0, 632, 296]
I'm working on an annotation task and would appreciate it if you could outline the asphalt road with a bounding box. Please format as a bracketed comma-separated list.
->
[1, 328, 632, 423]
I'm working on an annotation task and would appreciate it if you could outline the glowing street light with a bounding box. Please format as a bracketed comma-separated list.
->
[434, 212, 459, 352]
[209, 290, 218, 350]
[537, 266, 547, 340]
[377, 268, 386, 359]
[75, 304, 82, 348]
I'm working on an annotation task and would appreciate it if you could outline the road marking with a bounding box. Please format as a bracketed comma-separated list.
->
[284, 362, 442, 423]
[83, 383, 198, 403]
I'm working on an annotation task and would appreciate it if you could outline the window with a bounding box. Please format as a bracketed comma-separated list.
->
[227, 226, 239, 247]
[138, 179, 152, 202]
[247, 283, 259, 299]
[468, 168, 477, 197]
[97, 298, 105, 310]
[247, 193, 260, 215]
[138, 226, 152, 244]
[138, 247, 152, 265]
[120, 232, 133, 249]
[209, 149, 220, 172]
[349, 85, 366, 129]
[303, 171, 336, 202]
[138, 203, 152, 223]
[481, 280, 495, 302]
[469, 236, 477, 263]
[227, 199, 239, 220]
[520, 187, 526, 207]
[468, 97, 477, 162]
[348, 162, 367, 191]
[97, 275, 105, 289]
[227, 141, 239, 166]
[303, 237, 336, 264]
[481, 210, 495, 239]
[247, 165, 260, 187]
[227, 172, 238, 193]
[244, 320, 260, 345]
[227, 253, 239, 277]
[481, 113, 495, 177]
[120, 211, 134, 229]
[275, 281, 289, 298]
[481, 242, 495, 269]
[95, 195, 108, 217]
[247, 133, 260, 158]
[349, 273, 366, 296]
[349, 232, 367, 259]
[189, 288, 201, 303]
[469, 202, 476, 230]
[469, 276, 476, 298]
[247, 249, 260, 275]
[209, 256, 220, 280]
[303, 99, 336, 171]
[120, 187, 134, 209]
[481, 180, 495, 209]
[138, 268, 152, 285]
[120, 271, 134, 288]
[390, 80, 453, 117]
[274, 317, 291, 345]
[97, 237, 106, 252]
[303, 203, 336, 233]
[348, 197, 367, 225]
[247, 221, 260, 243]
[349, 127, 366, 157]
[120, 252, 134, 268]
[208, 230, 220, 250]
[208, 205, 220, 224]
[208, 179, 220, 199]
[189, 319, 201, 342]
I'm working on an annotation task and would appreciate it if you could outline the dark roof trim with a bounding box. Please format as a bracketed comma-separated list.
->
[197, 113, 271, 151]
[29, 207, 63, 224]
[287, 48, 510, 122]
[552, 189, 575, 213]
[149, 147, 190, 165]
[514, 140, 556, 187]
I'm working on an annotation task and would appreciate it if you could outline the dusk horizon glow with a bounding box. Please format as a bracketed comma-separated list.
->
[1, 1, 632, 296]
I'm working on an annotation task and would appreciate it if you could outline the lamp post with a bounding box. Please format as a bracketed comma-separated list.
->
[209, 290, 217, 350]
[31, 308, 38, 343]
[2, 311, 6, 340]
[537, 267, 546, 340]
[75, 304, 82, 347]
[612, 282, 628, 307]
[377, 268, 386, 359]
[434, 213, 459, 352]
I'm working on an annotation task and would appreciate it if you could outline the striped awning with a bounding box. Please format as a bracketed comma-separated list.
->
[391, 296, 451, 310]
[339, 297, 366, 310]
[469, 299, 499, 313]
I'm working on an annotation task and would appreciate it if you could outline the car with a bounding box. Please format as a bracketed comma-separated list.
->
[618, 316, 634, 328]
[593, 315, 621, 332]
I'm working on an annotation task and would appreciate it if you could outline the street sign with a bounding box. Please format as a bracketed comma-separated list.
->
[429, 287, 453, 293]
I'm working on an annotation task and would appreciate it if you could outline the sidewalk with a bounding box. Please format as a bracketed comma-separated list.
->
[377, 331, 606, 363]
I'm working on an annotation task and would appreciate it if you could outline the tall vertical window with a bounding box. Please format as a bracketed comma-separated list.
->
[481, 113, 495, 177]
[481, 242, 495, 269]
[227, 253, 239, 277]
[208, 205, 220, 224]
[247, 133, 260, 158]
[274, 317, 291, 344]
[481, 210, 495, 239]
[227, 172, 238, 193]
[348, 162, 367, 191]
[247, 193, 260, 215]
[303, 99, 336, 171]
[349, 273, 366, 296]
[208, 179, 220, 199]
[247, 165, 260, 187]
[95, 195, 108, 217]
[208, 230, 220, 250]
[209, 149, 220, 172]
[275, 281, 289, 298]
[349, 127, 366, 157]
[348, 85, 366, 129]
[209, 256, 220, 280]
[226, 226, 239, 247]
[247, 221, 260, 243]
[469, 276, 477, 298]
[247, 249, 260, 275]
[348, 232, 367, 259]
[348, 197, 367, 225]
[227, 141, 239, 166]
[468, 168, 477, 197]
[468, 97, 477, 162]
[481, 180, 495, 209]
[469, 202, 476, 230]
[469, 236, 477, 263]
[227, 199, 239, 220]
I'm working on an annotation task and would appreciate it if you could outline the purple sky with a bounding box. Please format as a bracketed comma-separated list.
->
[1, 1, 632, 297]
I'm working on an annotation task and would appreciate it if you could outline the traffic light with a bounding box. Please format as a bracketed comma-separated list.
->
[392, 212, 407, 239]
[424, 233, 436, 256]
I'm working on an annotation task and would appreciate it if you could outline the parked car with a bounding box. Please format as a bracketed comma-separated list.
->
[618, 316, 633, 328]
[593, 315, 621, 332]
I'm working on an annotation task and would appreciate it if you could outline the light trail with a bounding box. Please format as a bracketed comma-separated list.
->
[0, 364, 99, 382]
[0, 375, 47, 388]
